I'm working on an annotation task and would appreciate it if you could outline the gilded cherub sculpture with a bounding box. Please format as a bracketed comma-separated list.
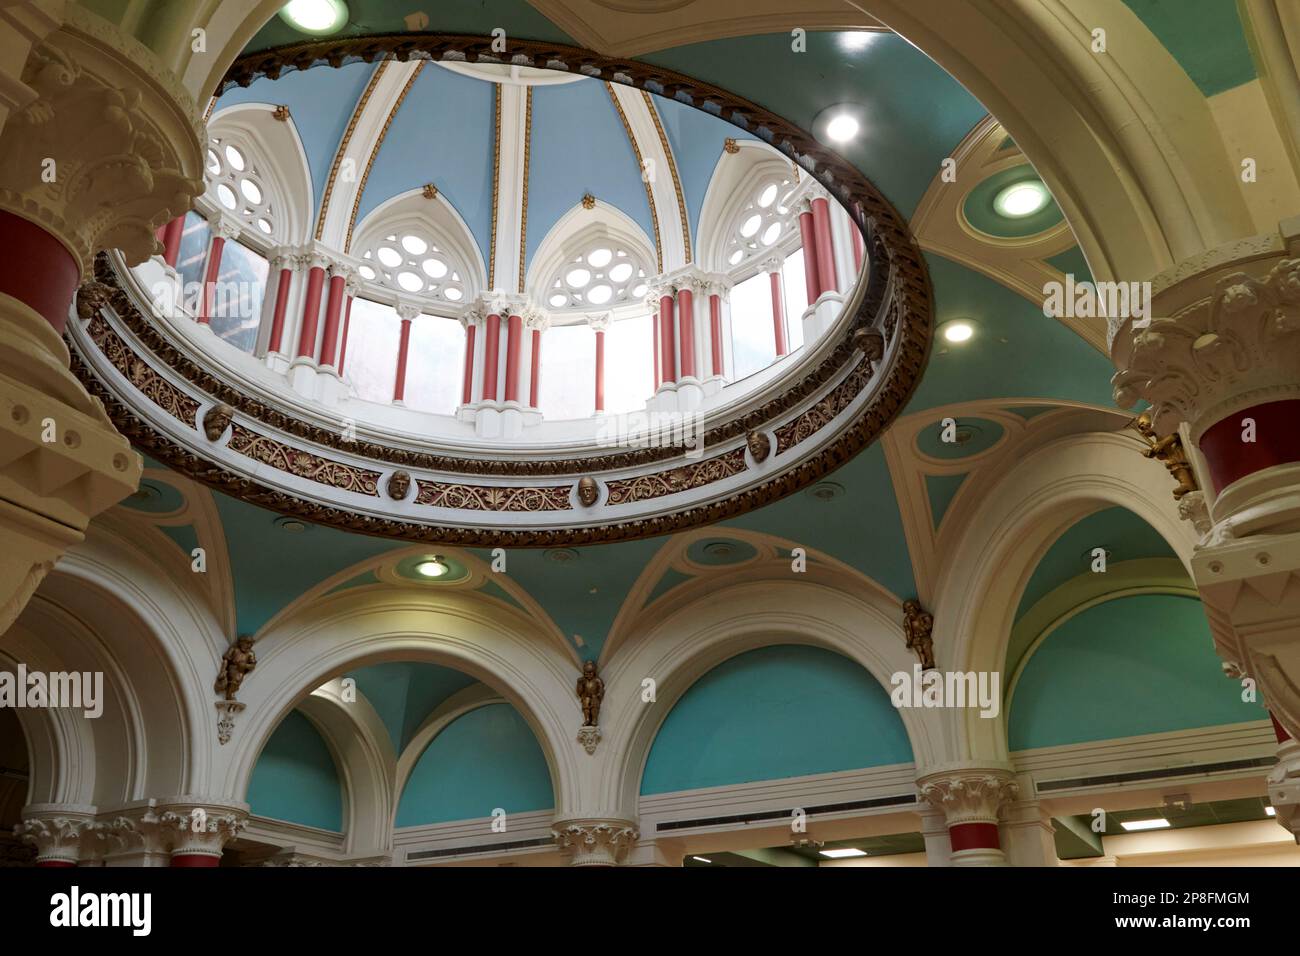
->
[576, 660, 604, 727]
[214, 636, 257, 701]
[1131, 411, 1198, 499]
[902, 599, 936, 671]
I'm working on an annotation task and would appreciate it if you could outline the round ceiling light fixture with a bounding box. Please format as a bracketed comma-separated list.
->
[993, 179, 1050, 218]
[814, 104, 865, 147]
[938, 319, 976, 344]
[414, 555, 449, 578]
[279, 0, 349, 35]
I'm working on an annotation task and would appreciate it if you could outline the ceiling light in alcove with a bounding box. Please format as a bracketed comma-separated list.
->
[1120, 818, 1170, 832]
[825, 114, 860, 143]
[273, 516, 308, 533]
[414, 555, 449, 578]
[820, 848, 867, 858]
[279, 0, 349, 35]
[993, 179, 1050, 218]
[938, 320, 975, 344]
[814, 104, 865, 147]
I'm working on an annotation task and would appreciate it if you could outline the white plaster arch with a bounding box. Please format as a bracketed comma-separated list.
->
[930, 430, 1198, 765]
[351, 188, 488, 307]
[207, 102, 315, 247]
[526, 200, 656, 320]
[217, 588, 584, 817]
[696, 140, 801, 276]
[296, 680, 398, 856]
[593, 578, 939, 819]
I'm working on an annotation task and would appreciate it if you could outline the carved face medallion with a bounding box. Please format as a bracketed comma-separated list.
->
[747, 430, 771, 463]
[387, 470, 412, 501]
[202, 403, 234, 441]
[577, 476, 599, 507]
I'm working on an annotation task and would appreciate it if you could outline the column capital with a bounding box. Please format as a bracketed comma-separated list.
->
[0, 22, 205, 273]
[268, 247, 296, 271]
[156, 798, 248, 862]
[761, 255, 785, 275]
[395, 301, 421, 322]
[585, 312, 611, 332]
[916, 766, 1018, 827]
[209, 215, 243, 242]
[296, 248, 332, 272]
[460, 309, 484, 330]
[551, 818, 640, 867]
[14, 805, 97, 865]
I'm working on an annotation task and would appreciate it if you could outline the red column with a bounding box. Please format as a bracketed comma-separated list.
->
[1273, 713, 1293, 744]
[851, 222, 866, 272]
[709, 293, 724, 377]
[504, 313, 523, 403]
[594, 327, 606, 412]
[676, 287, 696, 379]
[0, 210, 81, 333]
[652, 309, 662, 389]
[267, 265, 293, 354]
[769, 269, 788, 356]
[1198, 400, 1300, 492]
[318, 270, 346, 368]
[295, 264, 325, 359]
[798, 209, 822, 303]
[198, 235, 226, 325]
[162, 216, 185, 268]
[948, 823, 1002, 855]
[170, 853, 221, 868]
[530, 327, 542, 408]
[482, 312, 501, 402]
[659, 293, 677, 383]
[337, 295, 354, 374]
[393, 312, 413, 403]
[811, 197, 840, 295]
[35, 860, 77, 868]
[461, 322, 477, 405]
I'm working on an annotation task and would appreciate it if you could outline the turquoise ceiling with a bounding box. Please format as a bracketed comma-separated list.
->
[1009, 594, 1265, 750]
[1015, 506, 1179, 619]
[1121, 0, 1256, 97]
[347, 661, 481, 752]
[247, 709, 344, 830]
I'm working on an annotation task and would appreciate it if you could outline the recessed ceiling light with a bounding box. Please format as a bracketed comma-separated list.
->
[820, 848, 867, 858]
[993, 179, 1050, 218]
[1120, 818, 1171, 831]
[279, 0, 349, 35]
[826, 114, 860, 143]
[1265, 806, 1276, 817]
[692, 856, 711, 863]
[938, 320, 975, 344]
[414, 556, 449, 578]
[273, 516, 308, 533]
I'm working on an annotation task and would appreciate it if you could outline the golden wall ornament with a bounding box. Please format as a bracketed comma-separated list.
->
[214, 635, 257, 701]
[902, 599, 936, 671]
[1129, 411, 1198, 500]
[272, 104, 290, 121]
[577, 660, 604, 727]
[421, 183, 438, 200]
[581, 192, 596, 210]
[201, 403, 234, 442]
[746, 430, 771, 463]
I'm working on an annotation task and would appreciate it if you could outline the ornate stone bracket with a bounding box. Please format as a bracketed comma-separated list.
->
[577, 725, 601, 755]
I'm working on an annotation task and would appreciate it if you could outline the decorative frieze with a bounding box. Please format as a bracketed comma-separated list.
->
[413, 479, 573, 512]
[605, 448, 747, 504]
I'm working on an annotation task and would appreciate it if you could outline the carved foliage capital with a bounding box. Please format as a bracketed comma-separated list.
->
[1112, 258, 1300, 437]
[918, 770, 1018, 827]
[551, 819, 639, 866]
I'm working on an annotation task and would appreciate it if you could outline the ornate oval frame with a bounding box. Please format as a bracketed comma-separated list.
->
[68, 33, 932, 547]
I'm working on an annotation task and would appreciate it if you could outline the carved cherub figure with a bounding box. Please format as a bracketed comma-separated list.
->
[1131, 411, 1198, 499]
[902, 599, 936, 671]
[576, 660, 604, 727]
[214, 636, 257, 701]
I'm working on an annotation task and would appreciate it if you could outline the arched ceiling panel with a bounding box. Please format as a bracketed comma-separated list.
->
[353, 64, 497, 267]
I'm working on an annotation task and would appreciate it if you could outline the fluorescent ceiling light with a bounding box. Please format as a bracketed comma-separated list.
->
[1120, 818, 1171, 832]
[1265, 806, 1276, 817]
[691, 856, 711, 863]
[820, 848, 867, 858]
[993, 180, 1050, 218]
[280, 0, 349, 35]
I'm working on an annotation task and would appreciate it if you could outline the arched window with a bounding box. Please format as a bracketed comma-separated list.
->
[205, 137, 278, 238]
[538, 323, 595, 419]
[355, 230, 469, 305]
[721, 173, 799, 272]
[343, 297, 402, 404]
[544, 240, 650, 312]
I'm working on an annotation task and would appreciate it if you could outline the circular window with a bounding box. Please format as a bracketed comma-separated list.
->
[549, 293, 567, 307]
[758, 183, 778, 208]
[728, 249, 745, 265]
[631, 283, 648, 298]
[359, 264, 376, 280]
[216, 183, 237, 209]
[609, 262, 633, 282]
[240, 178, 263, 204]
[761, 222, 781, 246]
[257, 218, 273, 234]
[566, 268, 592, 288]
[402, 235, 428, 255]
[377, 246, 403, 268]
[444, 287, 463, 302]
[224, 145, 246, 171]
[421, 258, 448, 279]
[207, 150, 221, 175]
[588, 248, 613, 268]
[740, 214, 762, 238]
[397, 271, 423, 292]
[587, 284, 613, 305]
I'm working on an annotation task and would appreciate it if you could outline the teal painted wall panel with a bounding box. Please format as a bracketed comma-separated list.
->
[1009, 595, 1265, 750]
[396, 703, 553, 826]
[247, 710, 343, 831]
[641, 645, 912, 794]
